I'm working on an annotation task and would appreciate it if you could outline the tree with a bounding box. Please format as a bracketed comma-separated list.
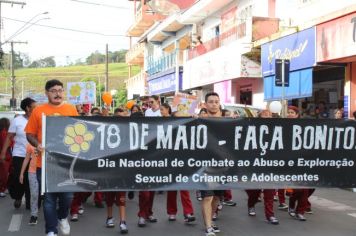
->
[28, 56, 56, 68]
[86, 51, 105, 65]
[1, 52, 26, 69]
[115, 88, 127, 106]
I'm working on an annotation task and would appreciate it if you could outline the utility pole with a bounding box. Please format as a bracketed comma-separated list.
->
[105, 43, 109, 91]
[10, 40, 27, 110]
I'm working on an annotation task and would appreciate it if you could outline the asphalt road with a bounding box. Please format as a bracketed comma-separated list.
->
[0, 188, 355, 236]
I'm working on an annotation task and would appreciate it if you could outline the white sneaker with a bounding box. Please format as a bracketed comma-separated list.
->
[119, 221, 128, 234]
[58, 218, 70, 235]
[168, 214, 176, 221]
[78, 205, 84, 215]
[46, 232, 58, 236]
[0, 192, 6, 197]
[70, 214, 78, 222]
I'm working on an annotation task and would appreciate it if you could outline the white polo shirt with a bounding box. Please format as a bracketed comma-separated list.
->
[8, 115, 28, 158]
[145, 108, 161, 117]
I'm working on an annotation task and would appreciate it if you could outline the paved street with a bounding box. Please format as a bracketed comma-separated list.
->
[0, 188, 355, 236]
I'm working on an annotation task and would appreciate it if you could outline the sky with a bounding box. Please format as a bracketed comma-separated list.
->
[1, 0, 134, 66]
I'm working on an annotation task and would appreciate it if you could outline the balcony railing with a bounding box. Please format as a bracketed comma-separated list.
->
[187, 24, 246, 60]
[126, 43, 145, 65]
[147, 51, 177, 76]
[126, 71, 147, 98]
[186, 17, 279, 61]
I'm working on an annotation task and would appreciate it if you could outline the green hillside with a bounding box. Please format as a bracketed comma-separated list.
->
[0, 63, 140, 97]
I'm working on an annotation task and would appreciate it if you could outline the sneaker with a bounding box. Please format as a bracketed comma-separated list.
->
[223, 200, 237, 207]
[305, 208, 313, 214]
[184, 214, 195, 223]
[212, 212, 218, 221]
[58, 218, 70, 235]
[205, 227, 216, 236]
[46, 232, 58, 236]
[106, 217, 115, 228]
[138, 217, 146, 227]
[273, 195, 278, 201]
[295, 213, 307, 221]
[119, 221, 128, 234]
[196, 191, 202, 201]
[71, 214, 78, 222]
[78, 205, 84, 215]
[128, 191, 134, 200]
[217, 202, 223, 211]
[14, 199, 21, 209]
[148, 215, 157, 223]
[95, 201, 104, 208]
[248, 207, 256, 216]
[212, 224, 220, 233]
[278, 203, 288, 210]
[288, 208, 296, 217]
[168, 215, 176, 221]
[0, 192, 6, 197]
[267, 216, 279, 225]
[29, 216, 38, 225]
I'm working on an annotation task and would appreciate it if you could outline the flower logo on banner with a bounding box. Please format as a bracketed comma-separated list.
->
[70, 84, 81, 97]
[63, 122, 94, 154]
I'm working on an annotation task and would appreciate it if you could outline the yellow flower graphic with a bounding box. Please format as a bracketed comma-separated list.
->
[63, 122, 94, 154]
[70, 84, 81, 97]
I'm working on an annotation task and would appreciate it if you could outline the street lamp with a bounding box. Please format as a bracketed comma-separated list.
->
[2, 11, 49, 45]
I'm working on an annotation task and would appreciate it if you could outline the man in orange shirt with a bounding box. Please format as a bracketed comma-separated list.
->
[25, 79, 78, 236]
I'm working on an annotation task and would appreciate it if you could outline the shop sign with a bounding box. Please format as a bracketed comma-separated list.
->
[316, 12, 356, 62]
[183, 41, 254, 90]
[148, 71, 182, 95]
[261, 27, 316, 77]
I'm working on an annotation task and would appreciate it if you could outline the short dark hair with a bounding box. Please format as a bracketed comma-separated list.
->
[130, 104, 141, 113]
[20, 97, 36, 111]
[199, 108, 207, 114]
[130, 111, 144, 118]
[91, 107, 100, 113]
[160, 103, 172, 115]
[150, 95, 160, 101]
[45, 79, 63, 91]
[114, 108, 124, 113]
[0, 117, 10, 131]
[205, 92, 219, 102]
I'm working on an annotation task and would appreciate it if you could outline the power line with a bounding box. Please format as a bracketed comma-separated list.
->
[70, 0, 130, 10]
[3, 17, 127, 37]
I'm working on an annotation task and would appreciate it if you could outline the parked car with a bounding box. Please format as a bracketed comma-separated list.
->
[221, 103, 263, 118]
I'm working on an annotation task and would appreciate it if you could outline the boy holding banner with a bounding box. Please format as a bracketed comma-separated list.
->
[25, 79, 78, 236]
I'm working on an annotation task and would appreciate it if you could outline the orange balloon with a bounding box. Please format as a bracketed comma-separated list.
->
[102, 92, 113, 105]
[126, 100, 135, 110]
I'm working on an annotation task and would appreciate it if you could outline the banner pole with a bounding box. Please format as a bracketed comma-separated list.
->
[41, 114, 46, 195]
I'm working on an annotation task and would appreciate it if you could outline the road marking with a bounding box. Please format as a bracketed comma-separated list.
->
[310, 196, 356, 211]
[347, 213, 356, 218]
[8, 214, 22, 232]
[218, 140, 226, 145]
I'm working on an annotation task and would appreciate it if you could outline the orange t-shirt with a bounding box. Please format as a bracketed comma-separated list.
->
[25, 103, 78, 168]
[26, 144, 38, 173]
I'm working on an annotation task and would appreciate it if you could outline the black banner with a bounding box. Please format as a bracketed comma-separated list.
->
[44, 116, 356, 192]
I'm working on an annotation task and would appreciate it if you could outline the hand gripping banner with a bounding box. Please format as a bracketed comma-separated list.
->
[43, 116, 356, 192]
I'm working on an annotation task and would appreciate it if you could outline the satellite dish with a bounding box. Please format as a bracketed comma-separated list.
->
[147, 0, 180, 15]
